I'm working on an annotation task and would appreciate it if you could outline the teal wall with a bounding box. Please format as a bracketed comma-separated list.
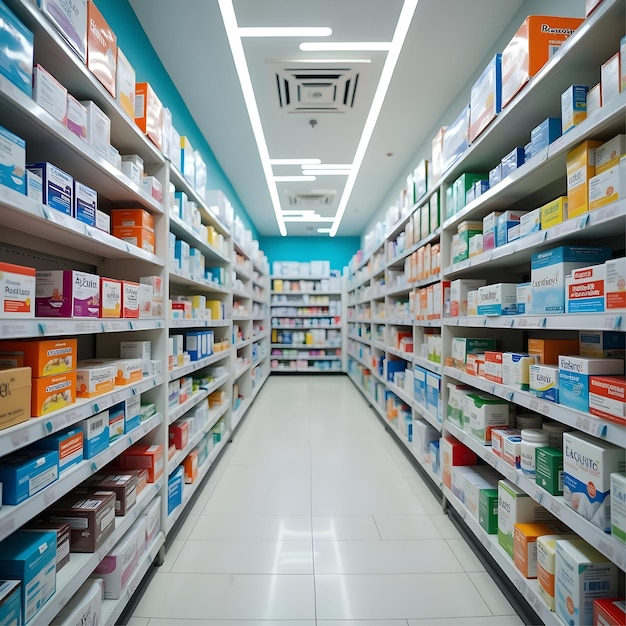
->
[259, 237, 359, 271]
[99, 0, 257, 237]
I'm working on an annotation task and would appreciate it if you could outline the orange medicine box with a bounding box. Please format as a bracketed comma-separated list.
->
[99, 277, 122, 318]
[0, 367, 31, 430]
[527, 338, 579, 364]
[135, 82, 163, 150]
[117, 444, 163, 482]
[589, 376, 626, 424]
[111, 226, 155, 254]
[86, 0, 117, 98]
[76, 363, 115, 398]
[122, 281, 139, 318]
[110, 208, 154, 231]
[593, 598, 626, 626]
[32, 371, 76, 417]
[566, 140, 602, 218]
[0, 338, 77, 377]
[0, 261, 36, 318]
[501, 16, 583, 108]
[183, 449, 198, 483]
[514, 522, 567, 578]
[484, 351, 504, 384]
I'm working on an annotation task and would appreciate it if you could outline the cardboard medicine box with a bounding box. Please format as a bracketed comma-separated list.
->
[531, 117, 561, 155]
[605, 257, 626, 311]
[463, 466, 499, 519]
[31, 371, 76, 417]
[110, 208, 154, 231]
[76, 363, 115, 398]
[0, 580, 21, 626]
[566, 140, 602, 218]
[479, 488, 499, 534]
[502, 352, 539, 391]
[601, 52, 621, 107]
[477, 283, 518, 316]
[73, 181, 97, 226]
[39, 0, 86, 61]
[22, 520, 70, 572]
[593, 598, 626, 626]
[595, 134, 626, 174]
[464, 393, 509, 444]
[451, 337, 496, 368]
[135, 82, 163, 150]
[589, 376, 625, 423]
[566, 264, 605, 313]
[116, 47, 135, 119]
[0, 367, 31, 431]
[91, 473, 137, 516]
[118, 444, 164, 483]
[81, 410, 109, 458]
[0, 0, 33, 95]
[33, 428, 83, 474]
[79, 100, 111, 161]
[26, 162, 73, 216]
[440, 435, 476, 490]
[610, 471, 626, 542]
[535, 446, 563, 495]
[86, 0, 116, 97]
[0, 530, 56, 624]
[0, 337, 76, 377]
[0, 261, 34, 318]
[527, 337, 579, 364]
[0, 125, 26, 196]
[514, 521, 563, 578]
[563, 431, 626, 532]
[66, 94, 87, 140]
[99, 277, 122, 318]
[122, 281, 140, 318]
[0, 448, 58, 504]
[35, 270, 100, 318]
[579, 330, 625, 359]
[529, 365, 560, 403]
[167, 465, 184, 514]
[48, 490, 116, 552]
[589, 157, 625, 212]
[561, 85, 588, 133]
[111, 226, 155, 254]
[469, 54, 502, 142]
[32, 64, 67, 124]
[540, 196, 568, 230]
[52, 578, 102, 626]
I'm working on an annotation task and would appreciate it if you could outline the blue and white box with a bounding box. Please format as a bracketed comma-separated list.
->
[0, 531, 56, 624]
[174, 239, 190, 274]
[496, 211, 528, 247]
[516, 282, 532, 315]
[531, 246, 612, 315]
[520, 208, 541, 237]
[524, 142, 533, 162]
[0, 580, 21, 625]
[0, 449, 59, 505]
[442, 104, 470, 171]
[0, 0, 33, 95]
[413, 365, 427, 407]
[124, 395, 141, 433]
[33, 428, 83, 473]
[579, 330, 625, 359]
[566, 264, 605, 313]
[73, 181, 97, 226]
[0, 125, 26, 194]
[501, 147, 525, 178]
[558, 355, 624, 412]
[426, 372, 442, 423]
[530, 364, 559, 403]
[477, 283, 518, 316]
[531, 117, 562, 155]
[26, 169, 43, 202]
[469, 53, 502, 142]
[26, 162, 73, 215]
[167, 466, 184, 514]
[488, 163, 502, 187]
[81, 410, 109, 459]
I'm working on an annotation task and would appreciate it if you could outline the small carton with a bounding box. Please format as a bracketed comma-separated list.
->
[496, 211, 528, 247]
[32, 65, 67, 124]
[531, 117, 561, 155]
[183, 449, 199, 483]
[135, 82, 163, 150]
[451, 337, 496, 368]
[563, 431, 626, 531]
[594, 599, 626, 626]
[537, 534, 576, 610]
[66, 94, 87, 140]
[561, 85, 589, 133]
[113, 358, 143, 386]
[35, 270, 100, 318]
[595, 134, 626, 174]
[477, 283, 518, 316]
[31, 371, 76, 417]
[555, 539, 619, 626]
[0, 338, 77, 377]
[96, 209, 110, 232]
[479, 488, 499, 534]
[514, 522, 564, 578]
[579, 330, 625, 359]
[492, 427, 520, 459]
[52, 579, 102, 626]
[464, 393, 509, 444]
[39, 0, 86, 61]
[169, 420, 189, 450]
[484, 352, 503, 384]
[0, 0, 33, 95]
[0, 367, 31, 431]
[516, 282, 532, 315]
[464, 466, 500, 519]
[26, 162, 73, 215]
[168, 466, 184, 514]
[123, 395, 141, 432]
[79, 101, 111, 161]
[22, 520, 70, 572]
[502, 432, 523, 468]
[610, 472, 626, 542]
[601, 52, 621, 107]
[530, 365, 560, 404]
[566, 140, 602, 218]
[118, 444, 164, 482]
[26, 169, 42, 202]
[566, 264, 605, 313]
[99, 277, 122, 318]
[86, 0, 116, 97]
[33, 427, 83, 474]
[520, 208, 541, 237]
[469, 54, 502, 142]
[76, 363, 115, 398]
[527, 338, 579, 364]
[0, 262, 35, 318]
[536, 446, 564, 496]
[488, 164, 502, 189]
[0, 124, 26, 194]
[111, 226, 155, 253]
[589, 157, 625, 211]
[589, 376, 625, 423]
[449, 279, 486, 317]
[73, 180, 97, 226]
[558, 356, 624, 413]
[91, 473, 137, 516]
[110, 208, 154, 231]
[0, 449, 58, 504]
[500, 147, 525, 178]
[81, 411, 109, 459]
[540, 196, 568, 230]
[587, 82, 602, 117]
[446, 382, 472, 428]
[440, 435, 477, 490]
[115, 47, 135, 119]
[122, 281, 140, 318]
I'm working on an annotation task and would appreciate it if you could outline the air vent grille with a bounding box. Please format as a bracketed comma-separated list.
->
[285, 190, 336, 207]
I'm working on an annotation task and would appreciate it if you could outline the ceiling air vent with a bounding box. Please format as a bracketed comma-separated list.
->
[285, 190, 336, 207]
[272, 66, 359, 113]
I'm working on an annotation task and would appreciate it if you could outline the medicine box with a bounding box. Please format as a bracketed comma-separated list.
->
[469, 54, 502, 142]
[112, 226, 155, 253]
[26, 162, 73, 215]
[72, 180, 97, 226]
[79, 101, 111, 161]
[464, 393, 509, 444]
[464, 467, 500, 519]
[566, 264, 605, 313]
[561, 85, 589, 133]
[0, 580, 21, 626]
[123, 395, 141, 432]
[558, 355, 623, 413]
[446, 383, 472, 428]
[0, 0, 33, 95]
[116, 47, 135, 119]
[39, 0, 86, 61]
[496, 211, 527, 247]
[531, 245, 611, 314]
[589, 157, 625, 211]
[110, 208, 154, 230]
[589, 376, 625, 423]
[31, 370, 76, 416]
[579, 330, 625, 359]
[531, 117, 561, 155]
[536, 446, 563, 496]
[118, 444, 164, 483]
[555, 539, 618, 626]
[66, 94, 87, 140]
[488, 164, 502, 190]
[501, 15, 583, 108]
[121, 159, 141, 186]
[502, 432, 523, 468]
[76, 363, 114, 398]
[135, 82, 163, 151]
[594, 599, 626, 626]
[498, 479, 554, 560]
[601, 52, 621, 107]
[425, 372, 441, 422]
[566, 140, 602, 218]
[516, 282, 532, 315]
[92, 473, 137, 517]
[0, 126, 26, 197]
[514, 522, 563, 579]
[100, 277, 122, 318]
[0, 337, 77, 377]
[587, 83, 602, 117]
[502, 352, 539, 391]
[86, 0, 116, 97]
[33, 64, 67, 124]
[81, 410, 109, 458]
[596, 135, 626, 175]
[122, 281, 140, 318]
[52, 578, 102, 626]
[111, 358, 143, 386]
[477, 283, 518, 316]
[610, 472, 626, 541]
[169, 420, 189, 450]
[527, 337, 579, 364]
[451, 337, 496, 368]
[491, 428, 520, 459]
[183, 449, 199, 483]
[442, 104, 470, 172]
[0, 367, 30, 431]
[520, 208, 541, 237]
[537, 534, 575, 610]
[530, 365, 560, 404]
[26, 169, 42, 203]
[540, 196, 568, 231]
[563, 431, 626, 531]
[0, 530, 56, 624]
[500, 147, 525, 178]
[35, 270, 100, 318]
[0, 261, 34, 320]
[23, 520, 70, 573]
[0, 448, 58, 504]
[108, 403, 124, 443]
[34, 428, 83, 474]
[96, 209, 109, 232]
[48, 490, 116, 552]
[479, 488, 499, 534]
[440, 435, 476, 490]
[168, 465, 184, 514]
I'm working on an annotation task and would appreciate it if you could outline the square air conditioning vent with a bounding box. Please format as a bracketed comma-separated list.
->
[285, 190, 336, 207]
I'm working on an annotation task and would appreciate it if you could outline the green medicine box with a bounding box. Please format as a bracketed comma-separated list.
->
[535, 446, 563, 496]
[479, 488, 499, 534]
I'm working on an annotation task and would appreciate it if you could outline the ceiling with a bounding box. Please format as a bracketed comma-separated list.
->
[129, 0, 525, 238]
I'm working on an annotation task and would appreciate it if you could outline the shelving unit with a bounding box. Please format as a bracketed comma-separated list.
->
[346, 2, 626, 623]
[0, 0, 271, 621]
[270, 271, 344, 373]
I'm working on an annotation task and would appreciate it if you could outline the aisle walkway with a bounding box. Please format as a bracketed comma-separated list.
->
[130, 375, 522, 626]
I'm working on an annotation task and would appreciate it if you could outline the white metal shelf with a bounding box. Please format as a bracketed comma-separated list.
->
[270, 290, 342, 296]
[168, 351, 230, 382]
[233, 288, 251, 299]
[387, 382, 413, 407]
[347, 334, 372, 347]
[167, 374, 230, 425]
[234, 362, 252, 379]
[385, 284, 412, 298]
[386, 346, 413, 361]
[269, 313, 339, 318]
[271, 343, 341, 349]
[444, 366, 626, 447]
[231, 398, 252, 431]
[0, 414, 162, 543]
[413, 355, 443, 375]
[272, 325, 341, 330]
[271, 365, 343, 373]
[444, 421, 626, 572]
[234, 264, 252, 280]
[169, 268, 229, 293]
[386, 228, 442, 269]
[232, 313, 251, 321]
[234, 338, 253, 350]
[169, 319, 230, 329]
[269, 354, 341, 361]
[415, 319, 442, 328]
[386, 318, 414, 327]
[169, 215, 230, 264]
[414, 401, 442, 433]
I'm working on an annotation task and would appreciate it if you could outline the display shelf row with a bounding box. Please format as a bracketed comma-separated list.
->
[234, 263, 252, 281]
[251, 373, 270, 401]
[169, 215, 230, 265]
[270, 365, 343, 373]
[412, 355, 443, 375]
[167, 373, 230, 425]
[270, 355, 342, 361]
[233, 287, 251, 300]
[35, 479, 163, 625]
[168, 351, 230, 382]
[444, 421, 626, 572]
[271, 342, 340, 349]
[1, 374, 164, 457]
[231, 398, 252, 432]
[169, 268, 229, 293]
[386, 346, 414, 361]
[386, 228, 442, 270]
[234, 338, 253, 350]
[444, 366, 625, 447]
[169, 319, 230, 329]
[0, 318, 164, 340]
[0, 413, 162, 543]
[347, 334, 372, 347]
[270, 290, 342, 296]
[234, 362, 252, 380]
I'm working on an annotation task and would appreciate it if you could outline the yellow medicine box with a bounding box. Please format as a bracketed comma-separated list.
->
[540, 196, 568, 230]
[566, 140, 602, 218]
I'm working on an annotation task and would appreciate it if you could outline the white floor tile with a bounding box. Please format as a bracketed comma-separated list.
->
[373, 515, 444, 541]
[148, 621, 315, 626]
[159, 539, 185, 573]
[171, 514, 199, 541]
[312, 516, 380, 541]
[313, 540, 464, 574]
[446, 538, 486, 572]
[318, 621, 409, 626]
[315, 573, 492, 620]
[426, 514, 462, 539]
[469, 571, 519, 615]
[189, 514, 312, 542]
[171, 540, 313, 574]
[133, 572, 315, 620]
[126, 619, 149, 626]
[407, 617, 524, 626]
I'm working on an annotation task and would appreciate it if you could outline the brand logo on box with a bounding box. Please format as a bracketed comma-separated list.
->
[498, 495, 510, 513]
[560, 358, 583, 372]
[574, 269, 593, 280]
[541, 24, 576, 35]
[75, 275, 98, 290]
[564, 445, 599, 472]
[46, 380, 72, 393]
[532, 271, 560, 288]
[0, 377, 14, 397]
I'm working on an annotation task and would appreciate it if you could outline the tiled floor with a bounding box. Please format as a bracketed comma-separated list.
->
[130, 375, 523, 626]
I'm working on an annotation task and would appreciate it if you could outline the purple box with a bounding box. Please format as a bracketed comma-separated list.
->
[35, 270, 100, 318]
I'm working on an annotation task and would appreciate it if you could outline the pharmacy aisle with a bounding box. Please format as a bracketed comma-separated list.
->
[128, 375, 523, 625]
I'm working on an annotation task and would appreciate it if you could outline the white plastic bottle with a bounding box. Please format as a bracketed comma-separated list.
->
[520, 428, 550, 476]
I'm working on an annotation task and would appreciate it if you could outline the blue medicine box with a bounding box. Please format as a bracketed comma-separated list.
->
[167, 466, 184, 514]
[0, 449, 59, 505]
[488, 164, 502, 188]
[524, 142, 533, 162]
[474, 179, 489, 199]
[124, 396, 141, 432]
[426, 372, 442, 423]
[73, 181, 97, 226]
[413, 366, 427, 407]
[0, 125, 26, 194]
[81, 410, 110, 459]
[0, 531, 56, 624]
[531, 117, 562, 155]
[26, 162, 73, 215]
[0, 580, 21, 626]
[33, 428, 83, 474]
[500, 147, 525, 178]
[0, 0, 33, 96]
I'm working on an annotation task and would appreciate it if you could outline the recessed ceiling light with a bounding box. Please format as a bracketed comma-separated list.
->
[301, 170, 350, 176]
[282, 210, 317, 216]
[283, 215, 335, 222]
[330, 0, 418, 236]
[239, 27, 332, 37]
[300, 42, 391, 51]
[270, 158, 321, 165]
[317, 228, 332, 234]
[274, 175, 317, 182]
[301, 163, 352, 170]
[283, 58, 372, 64]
